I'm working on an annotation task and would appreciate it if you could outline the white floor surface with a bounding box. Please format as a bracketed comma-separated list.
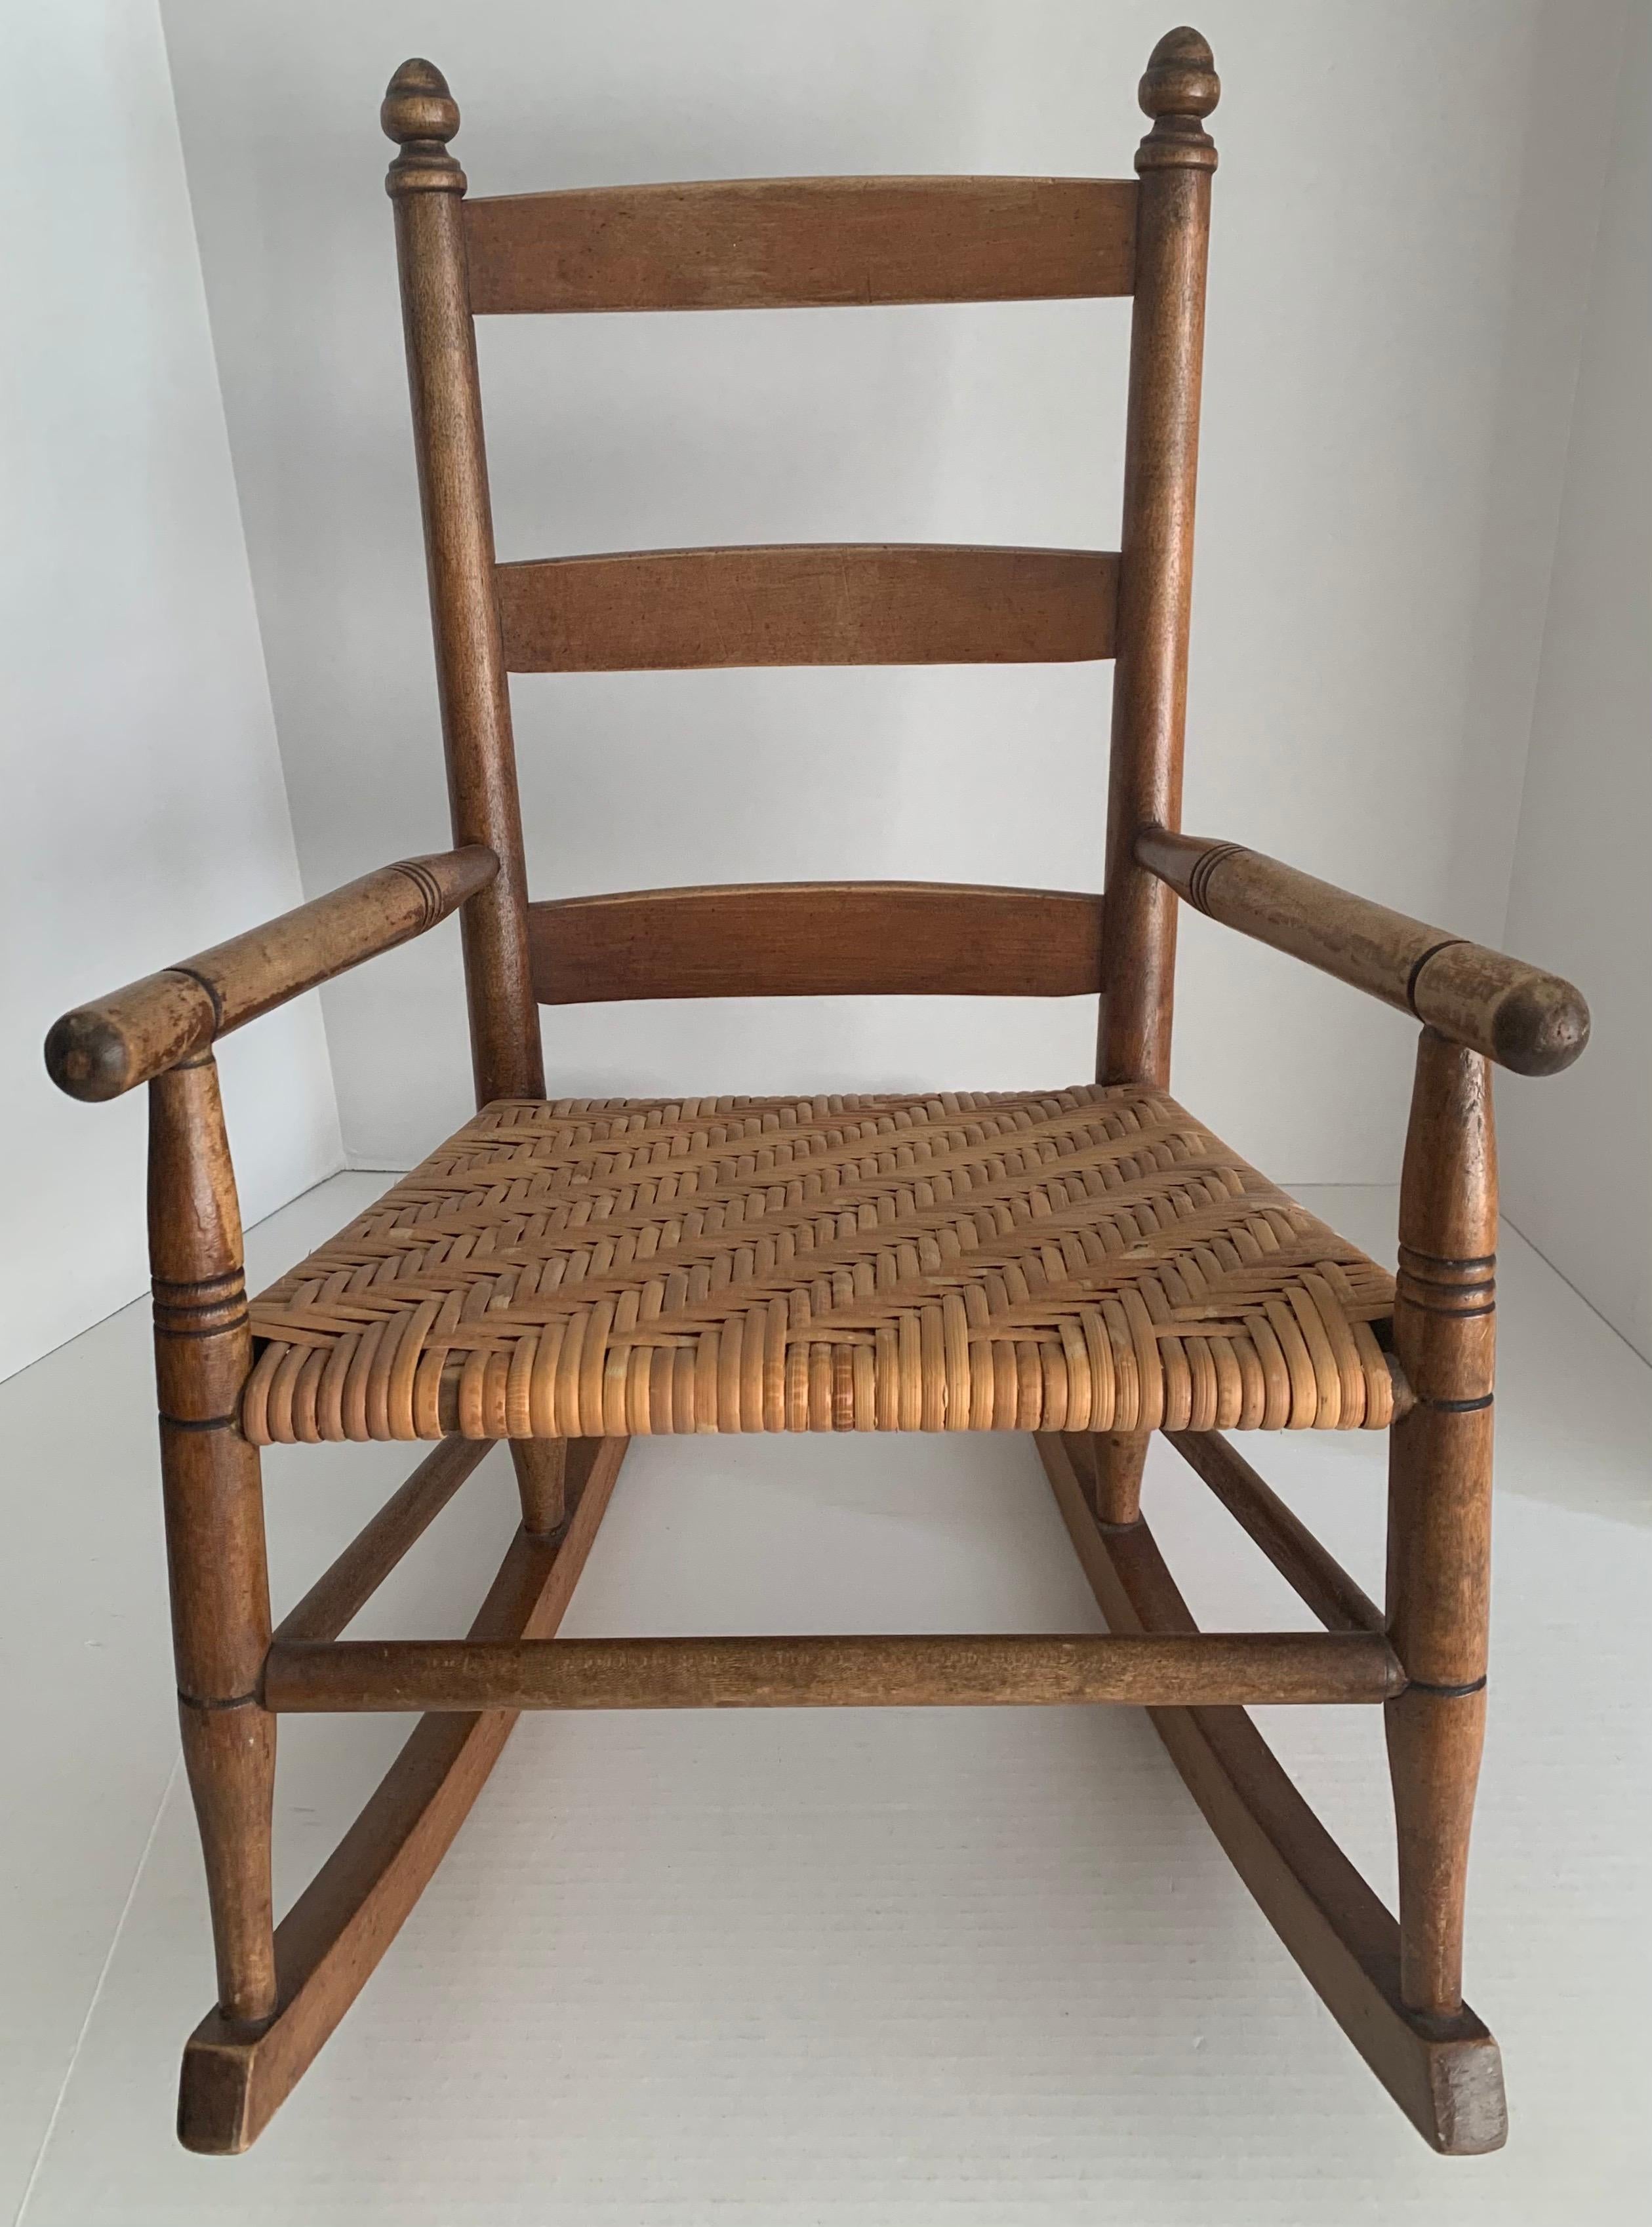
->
[3, 1173, 1649, 2224]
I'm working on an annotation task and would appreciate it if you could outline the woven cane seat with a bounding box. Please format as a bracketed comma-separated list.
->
[243, 1084, 1399, 1445]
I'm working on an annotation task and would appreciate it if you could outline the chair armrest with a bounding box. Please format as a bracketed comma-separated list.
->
[46, 847, 498, 1100]
[1135, 828, 1588, 1077]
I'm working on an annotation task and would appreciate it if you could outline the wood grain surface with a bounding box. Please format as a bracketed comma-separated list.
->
[527, 880, 1105, 1003]
[263, 1629, 1401, 1713]
[495, 544, 1118, 671]
[466, 175, 1137, 313]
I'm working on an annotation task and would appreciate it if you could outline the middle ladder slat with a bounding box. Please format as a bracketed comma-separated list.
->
[495, 544, 1119, 671]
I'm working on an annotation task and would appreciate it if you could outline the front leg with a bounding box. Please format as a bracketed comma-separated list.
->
[150, 1054, 277, 2026]
[1385, 1029, 1497, 2013]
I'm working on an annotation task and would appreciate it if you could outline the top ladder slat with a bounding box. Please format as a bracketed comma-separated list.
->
[464, 176, 1137, 313]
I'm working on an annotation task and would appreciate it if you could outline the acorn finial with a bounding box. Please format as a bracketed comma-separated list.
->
[1137, 28, 1219, 173]
[382, 59, 465, 195]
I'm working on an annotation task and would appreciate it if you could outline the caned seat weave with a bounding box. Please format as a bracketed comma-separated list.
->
[243, 1085, 1398, 1445]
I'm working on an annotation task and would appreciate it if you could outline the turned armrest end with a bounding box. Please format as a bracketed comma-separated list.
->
[1135, 826, 1589, 1077]
[46, 847, 498, 1102]
[46, 974, 215, 1102]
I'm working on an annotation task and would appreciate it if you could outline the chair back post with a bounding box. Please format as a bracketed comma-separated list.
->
[382, 61, 544, 1105]
[1099, 29, 1219, 1087]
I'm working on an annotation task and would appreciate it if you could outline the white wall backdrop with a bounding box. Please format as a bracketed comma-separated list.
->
[1499, 0, 1651, 1361]
[0, 0, 341, 1380]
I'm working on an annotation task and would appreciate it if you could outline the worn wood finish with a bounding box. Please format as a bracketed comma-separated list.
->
[1098, 30, 1218, 1089]
[177, 1437, 628, 2153]
[495, 544, 1118, 672]
[1165, 1428, 1384, 1633]
[273, 1438, 491, 1645]
[264, 1628, 1401, 1714]
[1039, 1432, 1506, 2153]
[509, 1439, 567, 1532]
[465, 174, 1138, 314]
[528, 881, 1105, 1005]
[150, 1054, 277, 2027]
[1087, 1430, 1150, 1524]
[1137, 828, 1590, 1077]
[1386, 1030, 1497, 2015]
[46, 849, 496, 1103]
[384, 62, 543, 1106]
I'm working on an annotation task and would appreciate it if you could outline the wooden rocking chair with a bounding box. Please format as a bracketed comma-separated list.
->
[46, 29, 1589, 2157]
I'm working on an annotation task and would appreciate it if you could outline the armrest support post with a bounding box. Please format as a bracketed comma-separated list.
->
[148, 1049, 277, 2023]
[1384, 1028, 1497, 2014]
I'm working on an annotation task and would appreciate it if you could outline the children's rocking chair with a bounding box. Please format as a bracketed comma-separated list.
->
[46, 27, 1590, 2156]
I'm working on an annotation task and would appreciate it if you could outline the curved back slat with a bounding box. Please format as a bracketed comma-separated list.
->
[497, 544, 1118, 672]
[465, 176, 1137, 314]
[527, 881, 1105, 1003]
